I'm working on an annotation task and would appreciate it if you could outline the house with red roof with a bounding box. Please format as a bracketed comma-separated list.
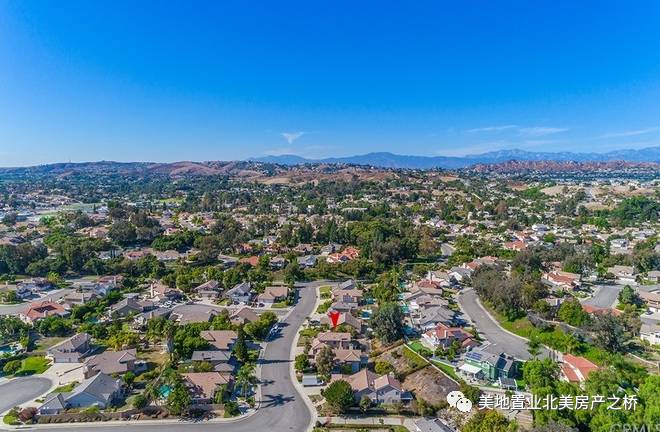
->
[421, 323, 478, 350]
[21, 300, 69, 323]
[560, 353, 599, 384]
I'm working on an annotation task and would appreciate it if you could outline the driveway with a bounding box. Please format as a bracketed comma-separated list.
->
[581, 284, 623, 309]
[457, 288, 550, 361]
[0, 376, 53, 414]
[20, 281, 323, 432]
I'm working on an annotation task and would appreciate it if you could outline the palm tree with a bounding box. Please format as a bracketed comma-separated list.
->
[564, 333, 581, 354]
[527, 336, 541, 358]
[235, 363, 257, 398]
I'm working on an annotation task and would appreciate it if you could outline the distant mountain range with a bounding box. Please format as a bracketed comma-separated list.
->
[252, 146, 660, 169]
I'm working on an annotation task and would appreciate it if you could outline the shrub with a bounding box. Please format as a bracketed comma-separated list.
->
[223, 401, 240, 417]
[131, 394, 148, 410]
[3, 359, 21, 375]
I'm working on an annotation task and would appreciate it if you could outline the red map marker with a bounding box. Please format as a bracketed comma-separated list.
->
[328, 310, 340, 327]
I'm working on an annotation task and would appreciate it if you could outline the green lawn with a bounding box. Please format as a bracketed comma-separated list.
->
[53, 381, 78, 393]
[482, 301, 612, 365]
[16, 356, 51, 376]
[316, 300, 333, 314]
[271, 301, 289, 308]
[319, 286, 332, 299]
[402, 346, 428, 369]
[32, 336, 66, 354]
[407, 341, 425, 353]
[431, 359, 460, 381]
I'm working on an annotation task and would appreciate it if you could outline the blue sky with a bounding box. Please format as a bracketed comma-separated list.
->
[2, 1, 660, 166]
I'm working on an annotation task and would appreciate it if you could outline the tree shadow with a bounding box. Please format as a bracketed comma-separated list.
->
[260, 393, 294, 408]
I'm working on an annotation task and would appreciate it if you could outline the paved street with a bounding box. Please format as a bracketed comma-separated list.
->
[0, 376, 53, 414]
[581, 284, 623, 309]
[11, 281, 322, 432]
[457, 288, 550, 361]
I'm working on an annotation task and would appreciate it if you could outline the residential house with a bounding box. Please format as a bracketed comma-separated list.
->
[193, 280, 222, 300]
[182, 372, 233, 404]
[38, 373, 123, 415]
[645, 271, 660, 284]
[344, 369, 403, 405]
[310, 332, 366, 373]
[133, 307, 171, 328]
[331, 283, 363, 312]
[257, 286, 289, 305]
[200, 330, 237, 351]
[542, 271, 582, 291]
[414, 418, 454, 432]
[149, 282, 183, 302]
[504, 240, 527, 251]
[18, 278, 53, 294]
[421, 323, 478, 351]
[639, 286, 660, 313]
[225, 282, 253, 304]
[412, 305, 456, 331]
[269, 256, 287, 270]
[607, 265, 637, 285]
[60, 291, 98, 308]
[560, 353, 599, 384]
[297, 255, 317, 268]
[47, 333, 92, 363]
[461, 349, 517, 382]
[640, 323, 660, 345]
[87, 275, 121, 296]
[320, 312, 363, 333]
[333, 348, 368, 373]
[170, 305, 218, 324]
[310, 332, 354, 355]
[581, 304, 623, 317]
[239, 256, 260, 267]
[84, 349, 137, 378]
[21, 300, 69, 323]
[110, 296, 154, 317]
[230, 307, 259, 326]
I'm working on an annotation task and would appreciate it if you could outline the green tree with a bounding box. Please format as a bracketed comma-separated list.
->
[523, 358, 560, 390]
[131, 394, 148, 410]
[359, 395, 371, 412]
[591, 313, 628, 353]
[235, 363, 257, 397]
[558, 298, 589, 327]
[167, 382, 191, 416]
[323, 380, 354, 414]
[370, 302, 404, 344]
[618, 285, 642, 307]
[315, 345, 335, 381]
[462, 409, 511, 432]
[123, 371, 136, 387]
[527, 335, 541, 358]
[3, 359, 21, 375]
[232, 325, 249, 363]
[294, 353, 310, 372]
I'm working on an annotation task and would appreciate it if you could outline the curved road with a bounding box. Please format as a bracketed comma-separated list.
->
[11, 281, 321, 432]
[457, 288, 550, 360]
[0, 376, 53, 414]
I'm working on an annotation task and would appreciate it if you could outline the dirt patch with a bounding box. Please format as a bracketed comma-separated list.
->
[402, 366, 459, 405]
[375, 346, 410, 373]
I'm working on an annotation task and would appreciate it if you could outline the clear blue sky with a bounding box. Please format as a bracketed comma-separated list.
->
[2, 1, 660, 166]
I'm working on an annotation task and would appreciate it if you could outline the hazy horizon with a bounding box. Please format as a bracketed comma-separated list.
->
[2, 1, 660, 166]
